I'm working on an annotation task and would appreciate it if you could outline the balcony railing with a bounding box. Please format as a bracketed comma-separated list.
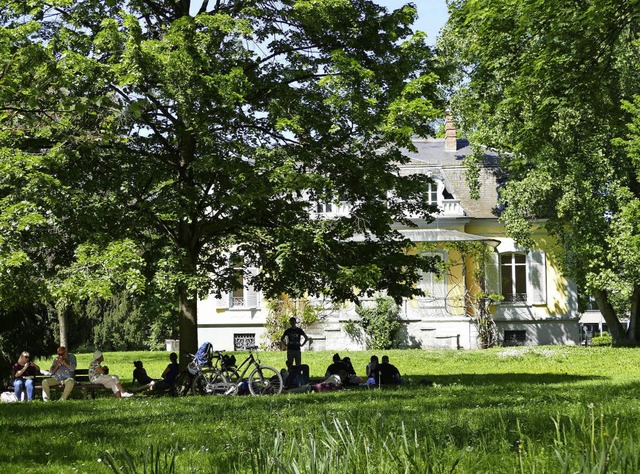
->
[230, 297, 245, 308]
[439, 200, 464, 216]
[314, 199, 465, 219]
[503, 293, 527, 303]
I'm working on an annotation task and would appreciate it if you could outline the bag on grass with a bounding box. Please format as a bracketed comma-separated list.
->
[1, 391, 18, 403]
[221, 354, 236, 368]
[286, 364, 309, 389]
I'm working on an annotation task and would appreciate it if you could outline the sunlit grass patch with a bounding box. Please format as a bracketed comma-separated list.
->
[2, 347, 640, 472]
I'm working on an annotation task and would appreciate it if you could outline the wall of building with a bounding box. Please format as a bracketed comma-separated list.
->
[197, 224, 581, 350]
[198, 294, 267, 350]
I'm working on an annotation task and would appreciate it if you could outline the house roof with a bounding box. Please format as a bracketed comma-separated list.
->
[404, 138, 500, 167]
[399, 229, 500, 247]
[400, 138, 503, 219]
[349, 228, 500, 246]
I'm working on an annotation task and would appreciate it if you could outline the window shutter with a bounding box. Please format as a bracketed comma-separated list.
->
[484, 251, 500, 295]
[433, 274, 447, 301]
[527, 250, 546, 305]
[420, 251, 447, 305]
[245, 267, 259, 309]
[216, 292, 230, 309]
[433, 272, 447, 304]
[418, 270, 433, 296]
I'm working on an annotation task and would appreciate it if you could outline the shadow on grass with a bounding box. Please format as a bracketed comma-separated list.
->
[283, 372, 637, 411]
[424, 372, 605, 386]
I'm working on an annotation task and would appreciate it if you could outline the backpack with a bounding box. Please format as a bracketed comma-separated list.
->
[196, 342, 213, 367]
[221, 354, 236, 368]
[286, 364, 309, 389]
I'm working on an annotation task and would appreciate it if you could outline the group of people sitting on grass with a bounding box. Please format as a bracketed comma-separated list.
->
[131, 352, 180, 392]
[279, 353, 403, 393]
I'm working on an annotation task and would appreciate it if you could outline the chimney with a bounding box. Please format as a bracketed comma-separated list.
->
[444, 113, 457, 152]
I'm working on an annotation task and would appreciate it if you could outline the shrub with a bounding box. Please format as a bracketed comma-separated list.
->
[347, 297, 401, 350]
[263, 296, 319, 350]
[591, 331, 612, 346]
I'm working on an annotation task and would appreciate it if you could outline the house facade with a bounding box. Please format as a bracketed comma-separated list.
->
[197, 120, 581, 351]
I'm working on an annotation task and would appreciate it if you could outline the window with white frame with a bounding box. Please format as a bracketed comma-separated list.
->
[216, 265, 259, 310]
[485, 249, 546, 306]
[500, 252, 528, 303]
[316, 201, 333, 214]
[418, 251, 446, 306]
[231, 271, 245, 308]
[426, 182, 438, 205]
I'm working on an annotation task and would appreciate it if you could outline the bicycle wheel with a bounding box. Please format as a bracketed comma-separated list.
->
[192, 370, 229, 395]
[221, 367, 241, 385]
[248, 365, 283, 395]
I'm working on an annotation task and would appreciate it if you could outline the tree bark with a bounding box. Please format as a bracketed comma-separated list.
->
[178, 284, 198, 369]
[593, 289, 628, 345]
[177, 222, 200, 369]
[627, 284, 640, 345]
[56, 302, 68, 348]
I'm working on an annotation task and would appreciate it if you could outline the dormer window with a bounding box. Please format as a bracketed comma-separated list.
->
[427, 182, 438, 205]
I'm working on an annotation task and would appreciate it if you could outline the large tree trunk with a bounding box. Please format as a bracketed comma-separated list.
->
[177, 220, 200, 369]
[627, 284, 640, 345]
[178, 284, 198, 369]
[593, 289, 633, 345]
[175, 126, 200, 368]
[56, 302, 68, 348]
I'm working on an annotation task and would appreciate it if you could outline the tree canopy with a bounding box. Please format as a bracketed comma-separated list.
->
[0, 0, 442, 360]
[441, 0, 640, 344]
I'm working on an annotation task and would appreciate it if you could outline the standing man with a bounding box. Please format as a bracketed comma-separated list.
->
[281, 317, 308, 366]
[42, 346, 76, 401]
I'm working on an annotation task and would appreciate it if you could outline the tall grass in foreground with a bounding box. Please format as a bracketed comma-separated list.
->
[103, 411, 640, 473]
[249, 419, 466, 474]
[104, 445, 177, 474]
[550, 407, 640, 473]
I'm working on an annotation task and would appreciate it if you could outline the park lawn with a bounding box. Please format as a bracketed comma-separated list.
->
[2, 346, 640, 473]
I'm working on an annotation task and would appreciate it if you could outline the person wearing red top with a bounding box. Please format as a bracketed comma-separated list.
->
[12, 351, 40, 401]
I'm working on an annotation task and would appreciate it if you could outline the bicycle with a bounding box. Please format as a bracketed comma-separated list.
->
[214, 346, 283, 396]
[190, 354, 230, 396]
[173, 352, 228, 396]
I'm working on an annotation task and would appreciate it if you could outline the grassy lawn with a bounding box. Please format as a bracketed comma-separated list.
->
[2, 346, 640, 473]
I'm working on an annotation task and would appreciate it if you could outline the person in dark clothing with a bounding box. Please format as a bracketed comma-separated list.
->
[325, 353, 349, 382]
[341, 356, 360, 385]
[282, 359, 310, 389]
[366, 355, 379, 385]
[133, 360, 153, 385]
[376, 355, 402, 385]
[149, 352, 180, 391]
[281, 317, 308, 365]
[342, 357, 356, 377]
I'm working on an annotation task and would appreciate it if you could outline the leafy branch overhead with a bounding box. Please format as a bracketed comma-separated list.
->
[0, 0, 443, 355]
[441, 0, 640, 345]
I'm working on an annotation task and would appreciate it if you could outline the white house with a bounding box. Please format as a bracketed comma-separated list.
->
[197, 119, 581, 350]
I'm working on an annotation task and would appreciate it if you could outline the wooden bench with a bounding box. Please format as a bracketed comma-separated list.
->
[8, 369, 113, 400]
